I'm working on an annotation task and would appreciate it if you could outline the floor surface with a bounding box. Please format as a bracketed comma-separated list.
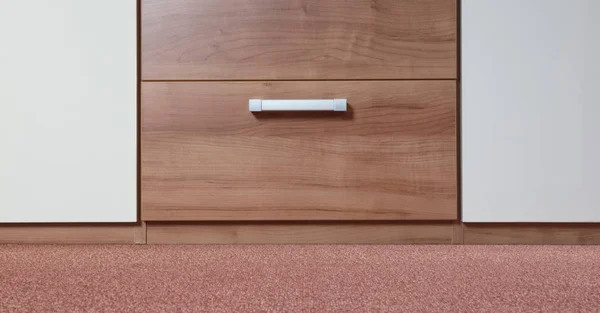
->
[1, 245, 599, 312]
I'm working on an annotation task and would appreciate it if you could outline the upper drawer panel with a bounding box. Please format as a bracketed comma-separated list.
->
[142, 0, 457, 80]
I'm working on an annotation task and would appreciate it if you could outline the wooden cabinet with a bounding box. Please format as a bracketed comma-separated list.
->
[141, 0, 458, 228]
[142, 81, 457, 220]
[142, 0, 457, 80]
[3, 0, 600, 244]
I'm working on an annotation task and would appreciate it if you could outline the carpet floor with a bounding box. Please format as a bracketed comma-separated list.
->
[1, 245, 599, 312]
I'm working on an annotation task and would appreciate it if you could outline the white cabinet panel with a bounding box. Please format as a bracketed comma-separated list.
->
[0, 1, 136, 222]
[462, 0, 600, 222]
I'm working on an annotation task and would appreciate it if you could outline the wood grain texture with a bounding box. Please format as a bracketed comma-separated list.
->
[452, 221, 463, 244]
[146, 222, 454, 244]
[0, 225, 140, 244]
[142, 0, 457, 80]
[142, 81, 457, 221]
[134, 222, 147, 244]
[463, 224, 600, 245]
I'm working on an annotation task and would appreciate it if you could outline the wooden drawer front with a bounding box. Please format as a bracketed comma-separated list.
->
[142, 0, 457, 80]
[142, 81, 457, 221]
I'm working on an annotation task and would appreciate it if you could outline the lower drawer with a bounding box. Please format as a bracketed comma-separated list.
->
[141, 81, 457, 221]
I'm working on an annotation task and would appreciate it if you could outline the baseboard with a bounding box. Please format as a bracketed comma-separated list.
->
[0, 224, 145, 244]
[452, 221, 464, 244]
[146, 222, 454, 244]
[134, 221, 147, 244]
[2, 222, 599, 244]
[463, 223, 600, 245]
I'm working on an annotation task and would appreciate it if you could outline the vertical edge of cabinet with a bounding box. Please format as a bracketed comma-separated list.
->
[137, 0, 143, 224]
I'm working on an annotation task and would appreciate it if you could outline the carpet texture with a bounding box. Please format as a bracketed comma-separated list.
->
[1, 245, 599, 312]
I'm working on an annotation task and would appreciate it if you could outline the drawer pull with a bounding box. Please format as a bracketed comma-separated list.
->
[249, 99, 347, 112]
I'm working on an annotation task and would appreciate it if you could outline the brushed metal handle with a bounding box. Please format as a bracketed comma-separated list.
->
[249, 99, 347, 112]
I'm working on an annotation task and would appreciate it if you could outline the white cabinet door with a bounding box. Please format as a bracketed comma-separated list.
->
[462, 0, 600, 222]
[0, 1, 136, 222]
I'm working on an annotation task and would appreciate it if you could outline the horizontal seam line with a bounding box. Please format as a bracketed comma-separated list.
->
[141, 78, 458, 82]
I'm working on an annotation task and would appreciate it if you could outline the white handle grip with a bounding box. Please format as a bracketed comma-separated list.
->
[249, 99, 347, 112]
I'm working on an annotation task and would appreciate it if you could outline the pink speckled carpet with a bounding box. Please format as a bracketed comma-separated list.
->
[1, 245, 599, 312]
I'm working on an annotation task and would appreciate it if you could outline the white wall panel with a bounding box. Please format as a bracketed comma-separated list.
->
[462, 0, 600, 222]
[0, 1, 137, 222]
